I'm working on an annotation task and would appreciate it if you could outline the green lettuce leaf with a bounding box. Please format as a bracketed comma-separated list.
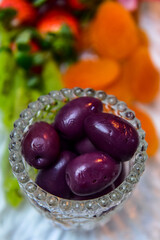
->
[42, 60, 63, 94]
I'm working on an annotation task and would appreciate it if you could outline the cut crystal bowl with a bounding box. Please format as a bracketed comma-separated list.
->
[9, 88, 148, 230]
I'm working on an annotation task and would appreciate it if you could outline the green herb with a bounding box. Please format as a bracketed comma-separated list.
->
[32, 0, 47, 7]
[0, 9, 17, 28]
[15, 51, 33, 70]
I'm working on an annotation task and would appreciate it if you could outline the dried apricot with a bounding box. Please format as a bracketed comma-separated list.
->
[62, 58, 121, 90]
[77, 23, 92, 51]
[105, 63, 134, 104]
[125, 47, 159, 103]
[90, 2, 139, 60]
[130, 105, 159, 157]
[138, 28, 149, 47]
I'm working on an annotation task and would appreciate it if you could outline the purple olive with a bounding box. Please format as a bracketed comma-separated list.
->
[75, 137, 97, 154]
[84, 113, 139, 162]
[114, 163, 128, 188]
[59, 136, 75, 153]
[71, 183, 115, 200]
[54, 97, 103, 140]
[22, 122, 60, 169]
[66, 152, 121, 196]
[36, 151, 76, 198]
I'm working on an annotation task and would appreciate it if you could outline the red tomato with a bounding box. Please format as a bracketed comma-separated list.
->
[37, 9, 79, 38]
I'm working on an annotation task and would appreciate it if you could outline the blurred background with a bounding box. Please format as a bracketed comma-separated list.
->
[0, 0, 160, 239]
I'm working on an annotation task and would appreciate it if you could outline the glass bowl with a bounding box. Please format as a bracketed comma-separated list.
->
[8, 88, 148, 231]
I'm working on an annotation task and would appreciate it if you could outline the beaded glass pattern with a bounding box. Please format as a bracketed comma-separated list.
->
[9, 88, 148, 230]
